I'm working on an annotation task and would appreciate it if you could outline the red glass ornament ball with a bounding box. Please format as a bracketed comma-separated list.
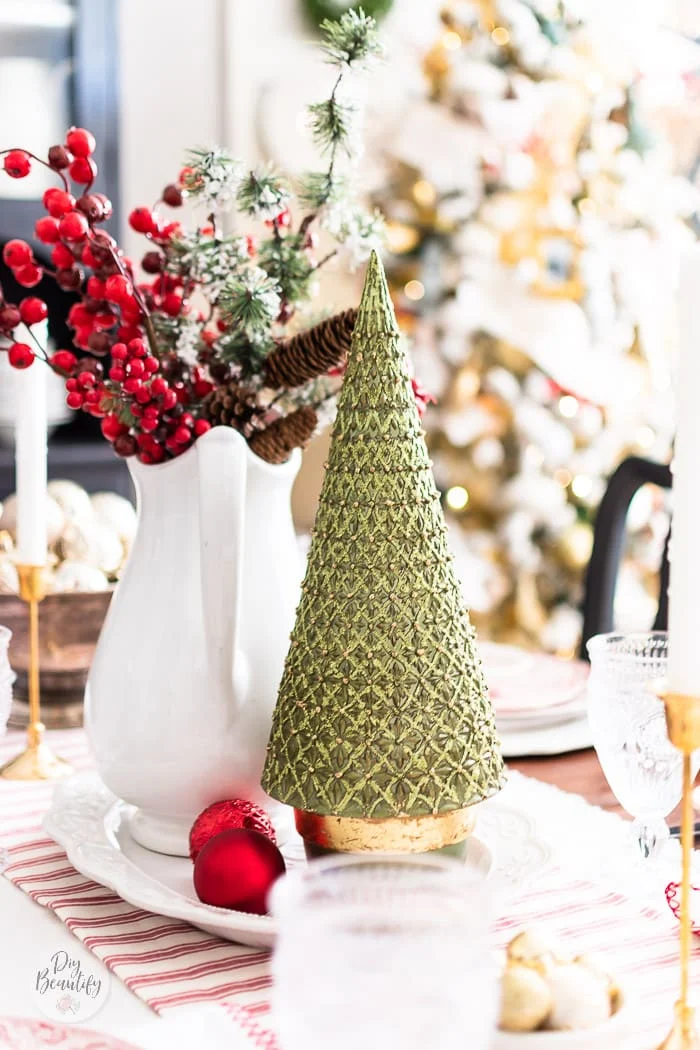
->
[189, 798, 277, 861]
[193, 828, 286, 915]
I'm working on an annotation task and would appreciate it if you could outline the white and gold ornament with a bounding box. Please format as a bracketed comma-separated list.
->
[499, 927, 618, 1033]
[0, 481, 134, 595]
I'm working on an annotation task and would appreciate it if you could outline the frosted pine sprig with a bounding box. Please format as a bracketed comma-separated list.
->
[169, 232, 250, 303]
[181, 147, 243, 209]
[322, 202, 385, 266]
[219, 266, 281, 346]
[297, 8, 384, 235]
[236, 168, 290, 219]
[320, 8, 385, 68]
[308, 97, 360, 157]
[258, 235, 314, 305]
[297, 170, 348, 210]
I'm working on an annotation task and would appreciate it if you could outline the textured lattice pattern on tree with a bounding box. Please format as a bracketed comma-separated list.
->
[262, 251, 504, 819]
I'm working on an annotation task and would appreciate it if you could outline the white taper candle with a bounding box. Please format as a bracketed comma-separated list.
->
[14, 323, 48, 566]
[668, 248, 700, 695]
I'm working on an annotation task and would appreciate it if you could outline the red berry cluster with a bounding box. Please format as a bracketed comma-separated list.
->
[3, 128, 97, 187]
[0, 128, 216, 464]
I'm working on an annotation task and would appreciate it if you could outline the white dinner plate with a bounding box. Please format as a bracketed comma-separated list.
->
[496, 689, 587, 733]
[44, 773, 551, 949]
[499, 713, 593, 759]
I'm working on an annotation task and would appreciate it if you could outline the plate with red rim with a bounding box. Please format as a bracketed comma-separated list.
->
[0, 1017, 140, 1050]
[43, 773, 551, 949]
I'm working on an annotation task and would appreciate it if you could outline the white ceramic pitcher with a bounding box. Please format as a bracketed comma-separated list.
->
[85, 426, 302, 856]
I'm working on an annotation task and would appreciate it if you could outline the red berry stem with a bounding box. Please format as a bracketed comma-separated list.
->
[97, 238, 159, 359]
[312, 248, 338, 271]
[298, 211, 317, 238]
[22, 325, 49, 362]
[0, 148, 70, 192]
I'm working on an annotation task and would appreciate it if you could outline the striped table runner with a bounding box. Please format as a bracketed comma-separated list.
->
[1, 726, 697, 1048]
[0, 728, 277, 1048]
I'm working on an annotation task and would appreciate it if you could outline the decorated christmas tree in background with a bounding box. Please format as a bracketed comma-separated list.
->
[263, 251, 504, 855]
[371, 0, 699, 655]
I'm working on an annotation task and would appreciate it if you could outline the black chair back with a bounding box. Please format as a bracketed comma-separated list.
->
[579, 456, 671, 658]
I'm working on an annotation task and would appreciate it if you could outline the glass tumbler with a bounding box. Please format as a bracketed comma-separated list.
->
[587, 631, 689, 859]
[270, 853, 498, 1050]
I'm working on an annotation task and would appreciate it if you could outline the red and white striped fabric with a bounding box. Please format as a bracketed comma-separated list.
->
[0, 728, 278, 1048]
[1, 727, 697, 1048]
[496, 874, 695, 1045]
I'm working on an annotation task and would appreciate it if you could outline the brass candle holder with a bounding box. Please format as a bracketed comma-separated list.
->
[0, 565, 72, 781]
[657, 689, 700, 1050]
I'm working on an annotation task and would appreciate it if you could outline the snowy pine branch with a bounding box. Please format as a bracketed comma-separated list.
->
[308, 97, 360, 157]
[320, 8, 384, 68]
[296, 9, 385, 239]
[297, 171, 348, 210]
[181, 147, 243, 210]
[258, 235, 314, 304]
[322, 202, 385, 267]
[236, 168, 290, 219]
[218, 267, 281, 346]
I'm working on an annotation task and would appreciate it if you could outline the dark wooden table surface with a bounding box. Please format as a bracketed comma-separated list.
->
[509, 749, 619, 812]
[509, 748, 687, 831]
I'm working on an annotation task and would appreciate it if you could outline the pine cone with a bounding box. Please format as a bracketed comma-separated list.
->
[205, 379, 267, 436]
[249, 406, 318, 465]
[263, 308, 357, 390]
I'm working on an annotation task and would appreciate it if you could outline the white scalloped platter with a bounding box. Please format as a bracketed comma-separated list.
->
[44, 773, 551, 949]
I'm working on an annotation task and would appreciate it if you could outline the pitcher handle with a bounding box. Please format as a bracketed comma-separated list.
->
[197, 427, 247, 711]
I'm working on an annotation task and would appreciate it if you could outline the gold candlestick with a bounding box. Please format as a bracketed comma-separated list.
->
[0, 565, 72, 780]
[657, 690, 700, 1050]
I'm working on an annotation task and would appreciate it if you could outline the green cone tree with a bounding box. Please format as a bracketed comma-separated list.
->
[262, 251, 504, 825]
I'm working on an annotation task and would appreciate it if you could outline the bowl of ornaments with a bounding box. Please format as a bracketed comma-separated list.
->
[0, 478, 135, 727]
[495, 927, 632, 1050]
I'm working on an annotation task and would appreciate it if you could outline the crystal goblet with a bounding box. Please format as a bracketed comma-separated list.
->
[587, 631, 690, 859]
[270, 853, 497, 1050]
